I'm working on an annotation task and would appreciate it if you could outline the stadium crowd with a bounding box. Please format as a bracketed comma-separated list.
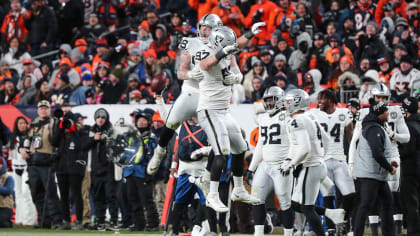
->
[1, 0, 420, 234]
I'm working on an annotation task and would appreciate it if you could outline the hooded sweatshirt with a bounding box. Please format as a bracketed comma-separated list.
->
[306, 69, 323, 104]
[288, 32, 312, 71]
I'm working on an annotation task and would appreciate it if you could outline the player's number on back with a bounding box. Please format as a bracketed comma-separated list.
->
[261, 124, 281, 145]
[320, 123, 341, 143]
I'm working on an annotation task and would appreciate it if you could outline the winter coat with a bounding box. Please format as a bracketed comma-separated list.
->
[24, 5, 57, 45]
[288, 32, 312, 71]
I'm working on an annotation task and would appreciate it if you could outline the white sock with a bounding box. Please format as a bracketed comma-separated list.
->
[369, 215, 379, 224]
[284, 228, 294, 236]
[209, 181, 219, 194]
[254, 225, 264, 236]
[233, 176, 244, 189]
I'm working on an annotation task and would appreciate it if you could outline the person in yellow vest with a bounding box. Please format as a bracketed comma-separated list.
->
[0, 157, 14, 228]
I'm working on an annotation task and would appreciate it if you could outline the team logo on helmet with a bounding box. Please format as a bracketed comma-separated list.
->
[293, 95, 302, 104]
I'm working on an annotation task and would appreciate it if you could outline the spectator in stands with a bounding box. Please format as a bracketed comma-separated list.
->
[243, 0, 276, 44]
[99, 68, 127, 104]
[57, 0, 84, 44]
[358, 57, 371, 75]
[377, 57, 394, 86]
[326, 22, 338, 38]
[9, 116, 37, 226]
[211, 0, 245, 36]
[406, 3, 419, 32]
[33, 78, 51, 104]
[266, 0, 296, 46]
[144, 49, 159, 82]
[357, 21, 389, 67]
[244, 57, 268, 99]
[0, 0, 28, 47]
[0, 157, 14, 228]
[321, 0, 341, 33]
[359, 69, 380, 103]
[392, 43, 408, 66]
[122, 73, 154, 104]
[293, 1, 317, 38]
[80, 13, 106, 54]
[16, 74, 37, 105]
[20, 58, 43, 83]
[337, 70, 361, 102]
[39, 61, 52, 81]
[376, 0, 407, 26]
[85, 108, 119, 230]
[258, 49, 273, 69]
[96, 0, 119, 28]
[350, 0, 376, 32]
[127, 47, 146, 83]
[50, 57, 80, 89]
[149, 24, 170, 54]
[161, 70, 181, 104]
[1, 37, 31, 76]
[251, 76, 263, 102]
[274, 36, 293, 61]
[390, 55, 420, 102]
[0, 79, 19, 105]
[24, 0, 58, 56]
[70, 67, 95, 105]
[311, 32, 328, 59]
[269, 53, 298, 85]
[341, 17, 357, 52]
[303, 69, 324, 104]
[137, 22, 153, 52]
[271, 74, 296, 92]
[289, 32, 312, 71]
[0, 60, 19, 84]
[58, 44, 72, 59]
[71, 48, 90, 76]
[120, 111, 159, 231]
[325, 34, 353, 65]
[50, 74, 72, 106]
[157, 51, 175, 73]
[143, 10, 161, 39]
[328, 55, 357, 92]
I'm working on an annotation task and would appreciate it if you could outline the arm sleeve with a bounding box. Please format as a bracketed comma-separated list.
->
[394, 115, 410, 143]
[248, 132, 263, 172]
[348, 121, 362, 164]
[365, 126, 394, 172]
[0, 176, 14, 196]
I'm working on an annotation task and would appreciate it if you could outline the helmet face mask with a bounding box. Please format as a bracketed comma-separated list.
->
[197, 14, 223, 42]
[285, 89, 310, 114]
[208, 26, 237, 51]
[263, 86, 285, 115]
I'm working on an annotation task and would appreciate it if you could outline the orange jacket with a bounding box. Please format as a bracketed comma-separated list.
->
[91, 54, 103, 76]
[239, 50, 259, 72]
[1, 10, 29, 43]
[211, 4, 245, 36]
[189, 0, 218, 22]
[378, 71, 393, 87]
[375, 0, 407, 25]
[267, 3, 296, 46]
[244, 0, 279, 43]
[325, 46, 353, 64]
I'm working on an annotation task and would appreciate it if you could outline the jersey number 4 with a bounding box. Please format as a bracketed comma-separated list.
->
[320, 123, 341, 143]
[261, 124, 281, 145]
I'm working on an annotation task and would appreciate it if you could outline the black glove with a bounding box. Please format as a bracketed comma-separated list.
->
[246, 170, 254, 186]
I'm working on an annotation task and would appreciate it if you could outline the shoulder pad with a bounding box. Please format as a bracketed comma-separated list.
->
[178, 37, 198, 51]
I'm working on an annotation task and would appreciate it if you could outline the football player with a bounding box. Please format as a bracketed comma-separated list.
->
[192, 26, 260, 213]
[281, 89, 345, 236]
[147, 14, 265, 175]
[349, 84, 410, 236]
[247, 86, 294, 236]
[309, 89, 355, 235]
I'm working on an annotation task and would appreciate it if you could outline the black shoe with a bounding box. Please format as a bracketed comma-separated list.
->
[97, 223, 106, 231]
[107, 221, 119, 231]
[52, 221, 71, 230]
[145, 225, 159, 231]
[129, 225, 145, 232]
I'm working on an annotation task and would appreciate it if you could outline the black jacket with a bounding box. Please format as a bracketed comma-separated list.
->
[52, 115, 86, 176]
[83, 113, 114, 177]
[399, 113, 420, 177]
[100, 79, 127, 104]
[57, 0, 84, 44]
[356, 34, 389, 68]
[24, 5, 57, 45]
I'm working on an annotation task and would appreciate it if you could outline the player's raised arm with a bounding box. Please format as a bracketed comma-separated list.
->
[237, 22, 266, 49]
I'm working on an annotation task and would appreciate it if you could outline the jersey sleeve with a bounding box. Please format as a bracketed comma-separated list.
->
[178, 37, 192, 51]
[344, 108, 353, 127]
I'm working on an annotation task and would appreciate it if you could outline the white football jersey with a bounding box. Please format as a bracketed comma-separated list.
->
[178, 37, 209, 92]
[287, 113, 324, 167]
[309, 108, 353, 162]
[357, 105, 407, 158]
[197, 50, 233, 111]
[258, 111, 290, 164]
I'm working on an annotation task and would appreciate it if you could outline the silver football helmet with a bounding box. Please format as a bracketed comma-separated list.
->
[208, 26, 237, 51]
[197, 14, 223, 42]
[263, 86, 285, 115]
[285, 89, 310, 114]
[370, 83, 391, 101]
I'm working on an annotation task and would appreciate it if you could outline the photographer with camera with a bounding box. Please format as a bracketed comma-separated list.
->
[19, 100, 66, 229]
[84, 108, 119, 230]
[51, 111, 86, 230]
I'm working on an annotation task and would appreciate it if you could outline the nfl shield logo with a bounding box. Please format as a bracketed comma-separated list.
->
[391, 112, 397, 119]
[339, 114, 345, 121]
